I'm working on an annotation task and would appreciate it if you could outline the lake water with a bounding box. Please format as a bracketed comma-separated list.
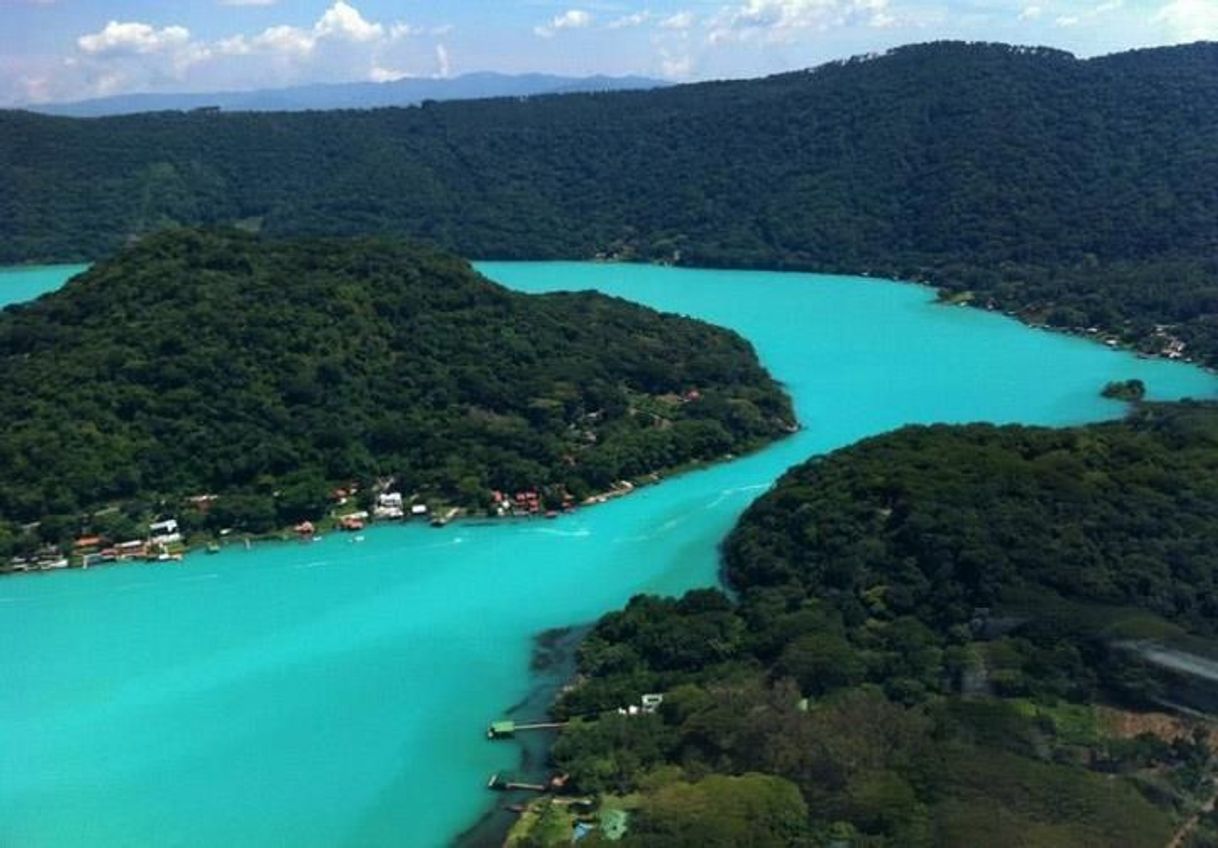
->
[2, 262, 1215, 847]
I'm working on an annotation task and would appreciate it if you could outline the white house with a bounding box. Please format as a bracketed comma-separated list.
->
[149, 519, 182, 545]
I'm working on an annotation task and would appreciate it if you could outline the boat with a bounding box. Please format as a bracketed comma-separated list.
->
[206, 542, 221, 554]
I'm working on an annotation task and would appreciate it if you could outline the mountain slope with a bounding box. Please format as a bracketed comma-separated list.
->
[0, 230, 792, 552]
[3, 41, 1216, 361]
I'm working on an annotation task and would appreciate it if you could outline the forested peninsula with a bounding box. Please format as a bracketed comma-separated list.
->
[2, 41, 1216, 364]
[518, 404, 1218, 846]
[0, 230, 793, 566]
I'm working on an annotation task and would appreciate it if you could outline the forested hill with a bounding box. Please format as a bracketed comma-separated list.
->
[4, 41, 1217, 362]
[533, 405, 1218, 846]
[0, 230, 792, 554]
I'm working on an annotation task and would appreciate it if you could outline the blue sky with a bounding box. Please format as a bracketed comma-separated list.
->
[0, 0, 1214, 105]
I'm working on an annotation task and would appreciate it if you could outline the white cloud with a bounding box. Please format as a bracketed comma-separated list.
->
[660, 11, 696, 30]
[608, 11, 652, 29]
[1051, 0, 1125, 28]
[1019, 5, 1043, 20]
[435, 44, 451, 78]
[708, 0, 896, 44]
[659, 47, 693, 77]
[534, 9, 593, 38]
[369, 65, 408, 82]
[45, 2, 456, 104]
[315, 0, 383, 43]
[390, 22, 425, 39]
[1154, 0, 1218, 39]
[77, 21, 191, 55]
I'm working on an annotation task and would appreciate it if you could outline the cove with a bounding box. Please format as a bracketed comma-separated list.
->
[1, 262, 1215, 848]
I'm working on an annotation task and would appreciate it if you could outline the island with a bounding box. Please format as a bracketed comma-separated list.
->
[0, 229, 794, 571]
[1102, 378, 1147, 401]
[508, 403, 1218, 846]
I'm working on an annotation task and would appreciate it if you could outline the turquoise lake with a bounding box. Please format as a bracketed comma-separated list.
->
[2, 261, 1216, 846]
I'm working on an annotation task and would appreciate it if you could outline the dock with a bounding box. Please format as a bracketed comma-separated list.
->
[487, 773, 547, 792]
[486, 719, 567, 739]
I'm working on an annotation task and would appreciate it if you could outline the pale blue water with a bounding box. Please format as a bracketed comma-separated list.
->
[0, 264, 89, 304]
[2, 262, 1215, 847]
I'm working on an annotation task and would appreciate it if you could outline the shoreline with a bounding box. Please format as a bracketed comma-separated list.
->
[453, 624, 592, 848]
[484, 256, 1218, 374]
[15, 258, 1214, 374]
[0, 428, 797, 579]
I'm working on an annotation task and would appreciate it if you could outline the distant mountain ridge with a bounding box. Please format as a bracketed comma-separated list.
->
[29, 72, 667, 117]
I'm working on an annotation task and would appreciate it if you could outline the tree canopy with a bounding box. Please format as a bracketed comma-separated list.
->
[0, 229, 792, 554]
[542, 405, 1218, 846]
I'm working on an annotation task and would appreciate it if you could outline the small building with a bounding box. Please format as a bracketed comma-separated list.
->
[149, 519, 181, 545]
[377, 492, 403, 509]
[641, 693, 664, 714]
[411, 504, 429, 517]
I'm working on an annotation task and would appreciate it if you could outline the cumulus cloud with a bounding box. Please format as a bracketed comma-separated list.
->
[1154, 0, 1218, 39]
[36, 2, 453, 104]
[534, 9, 593, 38]
[1019, 5, 1043, 20]
[77, 21, 191, 55]
[314, 0, 383, 43]
[708, 0, 896, 44]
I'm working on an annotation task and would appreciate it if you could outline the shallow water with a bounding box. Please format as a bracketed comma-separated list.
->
[2, 261, 1215, 847]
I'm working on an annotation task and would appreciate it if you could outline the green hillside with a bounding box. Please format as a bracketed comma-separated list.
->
[537, 405, 1218, 846]
[0, 229, 792, 555]
[3, 41, 1216, 362]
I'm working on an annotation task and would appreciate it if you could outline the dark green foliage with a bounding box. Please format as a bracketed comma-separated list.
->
[548, 406, 1218, 845]
[4, 42, 1217, 361]
[0, 229, 792, 547]
[726, 405, 1218, 643]
[623, 773, 810, 847]
[1103, 378, 1147, 400]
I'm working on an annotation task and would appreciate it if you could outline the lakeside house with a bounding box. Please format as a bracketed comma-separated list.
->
[338, 512, 367, 531]
[373, 491, 404, 519]
[149, 518, 182, 545]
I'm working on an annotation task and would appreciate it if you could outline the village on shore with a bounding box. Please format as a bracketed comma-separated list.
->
[2, 477, 643, 576]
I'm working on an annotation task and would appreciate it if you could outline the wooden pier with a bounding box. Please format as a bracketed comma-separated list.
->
[487, 773, 547, 792]
[486, 719, 567, 739]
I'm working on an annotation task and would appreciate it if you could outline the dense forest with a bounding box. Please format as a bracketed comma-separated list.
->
[523, 405, 1218, 846]
[3, 41, 1217, 363]
[0, 229, 792, 556]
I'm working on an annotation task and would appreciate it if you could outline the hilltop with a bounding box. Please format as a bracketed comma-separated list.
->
[2, 41, 1217, 362]
[0, 230, 793, 559]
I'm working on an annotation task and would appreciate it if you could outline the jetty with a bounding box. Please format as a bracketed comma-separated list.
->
[486, 719, 567, 739]
[487, 773, 547, 792]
